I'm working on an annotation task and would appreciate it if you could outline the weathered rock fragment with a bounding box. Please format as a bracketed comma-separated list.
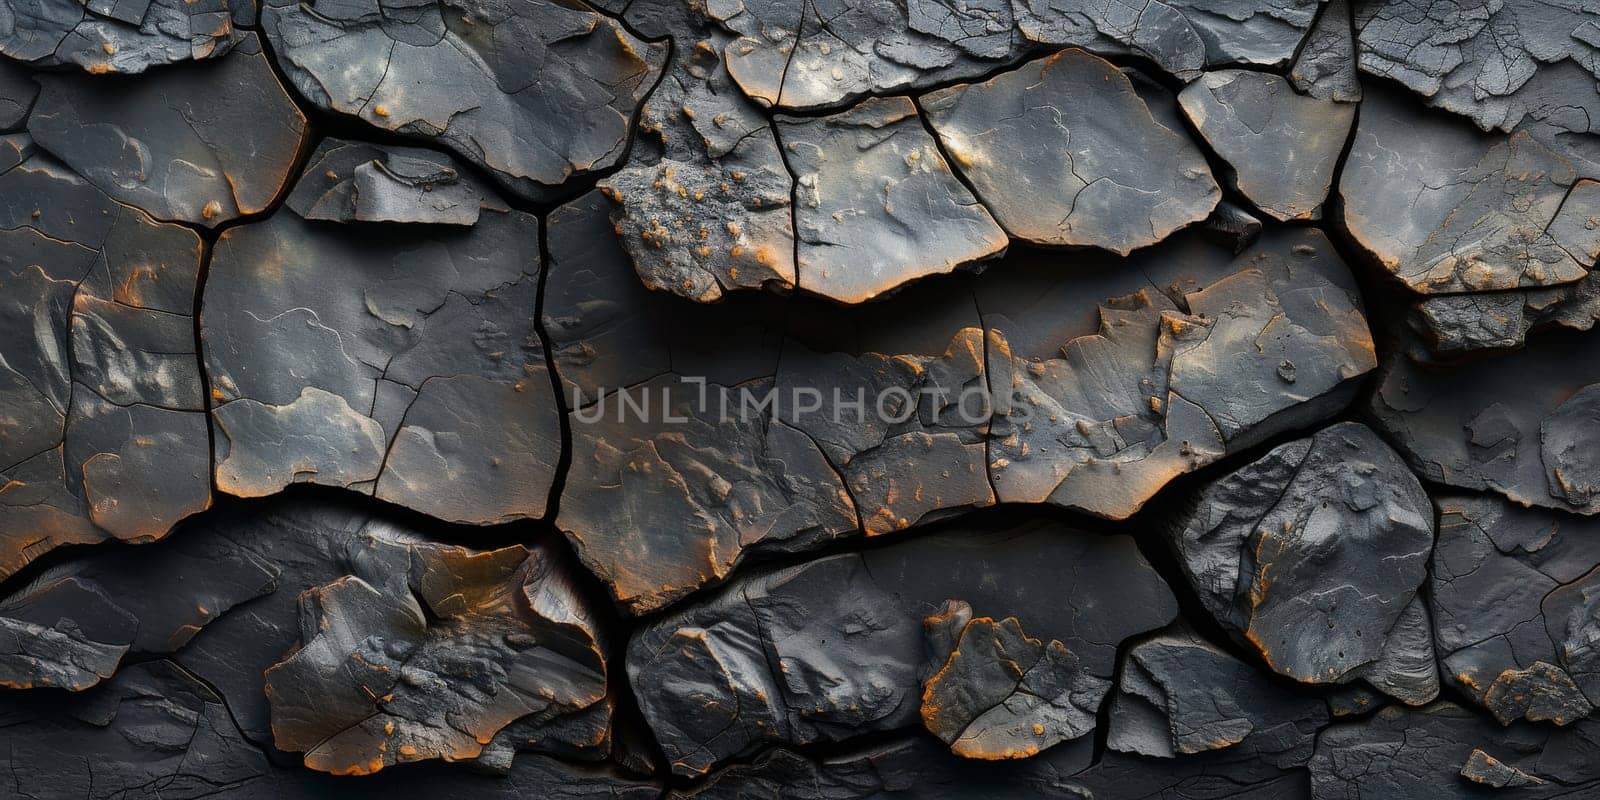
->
[599, 3, 796, 302]
[155, 496, 616, 770]
[260, 0, 665, 200]
[776, 96, 1006, 303]
[288, 140, 506, 226]
[265, 535, 607, 775]
[1355, 0, 1600, 145]
[629, 520, 1176, 776]
[0, 657, 657, 799]
[1171, 423, 1439, 704]
[0, 0, 246, 72]
[1370, 326, 1600, 515]
[1312, 702, 1600, 799]
[203, 140, 559, 524]
[1107, 627, 1329, 766]
[1202, 201, 1264, 254]
[26, 33, 306, 227]
[1432, 493, 1600, 725]
[0, 529, 275, 691]
[1179, 70, 1354, 221]
[711, 0, 1020, 111]
[0, 134, 210, 582]
[920, 603, 1108, 760]
[0, 59, 35, 130]
[549, 191, 997, 613]
[1290, 0, 1359, 101]
[922, 49, 1218, 254]
[981, 228, 1375, 519]
[1342, 85, 1600, 296]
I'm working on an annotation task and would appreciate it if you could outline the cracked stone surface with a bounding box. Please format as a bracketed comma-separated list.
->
[629, 519, 1175, 777]
[8, 1, 1600, 795]
[1107, 626, 1329, 766]
[919, 601, 1109, 760]
[25, 33, 306, 228]
[0, 0, 248, 73]
[1171, 422, 1439, 704]
[922, 49, 1219, 254]
[1371, 325, 1600, 516]
[0, 133, 211, 583]
[981, 227, 1376, 519]
[1432, 492, 1600, 726]
[1355, 0, 1600, 148]
[1179, 69, 1353, 222]
[259, 0, 666, 201]
[1311, 702, 1600, 799]
[203, 140, 560, 524]
[777, 95, 1007, 303]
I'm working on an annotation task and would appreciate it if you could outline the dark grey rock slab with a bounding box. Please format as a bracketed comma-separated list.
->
[27, 33, 306, 227]
[1290, 0, 1359, 101]
[1342, 83, 1600, 295]
[0, 0, 248, 72]
[1107, 627, 1329, 766]
[202, 141, 559, 524]
[628, 519, 1176, 777]
[1311, 702, 1600, 799]
[1432, 493, 1600, 725]
[1170, 422, 1438, 704]
[922, 49, 1218, 254]
[1013, 0, 1326, 81]
[265, 534, 607, 775]
[260, 0, 665, 201]
[981, 227, 1375, 519]
[1178, 69, 1353, 221]
[0, 527, 275, 691]
[1407, 271, 1600, 362]
[598, 5, 797, 302]
[919, 601, 1107, 759]
[0, 134, 210, 582]
[1370, 326, 1600, 516]
[776, 96, 1007, 304]
[0, 57, 35, 130]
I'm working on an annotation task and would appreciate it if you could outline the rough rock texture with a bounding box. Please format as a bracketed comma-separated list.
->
[0, 133, 211, 582]
[919, 601, 1108, 760]
[777, 96, 1008, 303]
[1291, 0, 1360, 101]
[0, 0, 247, 72]
[981, 227, 1376, 519]
[629, 520, 1176, 777]
[259, 0, 666, 201]
[1342, 85, 1600, 297]
[1171, 423, 1439, 704]
[1355, 0, 1600, 150]
[1107, 627, 1329, 766]
[287, 139, 508, 226]
[1312, 702, 1600, 799]
[599, 2, 797, 302]
[922, 49, 1219, 254]
[1371, 326, 1600, 515]
[1179, 69, 1354, 221]
[26, 33, 305, 227]
[0, 658, 657, 799]
[1432, 493, 1600, 725]
[0, 58, 37, 130]
[203, 140, 559, 524]
[265, 534, 607, 775]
